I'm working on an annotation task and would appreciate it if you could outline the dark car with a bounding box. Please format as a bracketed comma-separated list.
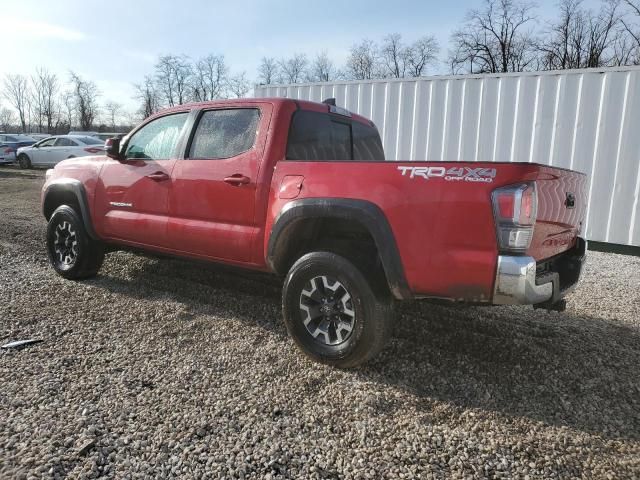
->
[0, 134, 36, 164]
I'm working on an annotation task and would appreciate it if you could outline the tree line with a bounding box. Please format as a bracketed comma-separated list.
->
[0, 70, 127, 135]
[2, 0, 640, 133]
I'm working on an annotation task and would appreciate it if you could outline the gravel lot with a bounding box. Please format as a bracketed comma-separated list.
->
[1, 167, 639, 479]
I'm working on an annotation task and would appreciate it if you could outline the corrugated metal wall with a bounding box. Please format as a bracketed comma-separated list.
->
[255, 66, 640, 247]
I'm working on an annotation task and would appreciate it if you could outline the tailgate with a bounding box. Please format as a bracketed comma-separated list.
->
[528, 166, 587, 261]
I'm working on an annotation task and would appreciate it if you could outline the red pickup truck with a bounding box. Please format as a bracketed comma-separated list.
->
[41, 98, 587, 367]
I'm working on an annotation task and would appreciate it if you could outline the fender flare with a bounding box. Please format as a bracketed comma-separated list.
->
[267, 198, 412, 300]
[42, 179, 98, 239]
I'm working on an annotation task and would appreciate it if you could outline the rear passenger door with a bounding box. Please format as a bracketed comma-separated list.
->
[52, 137, 78, 163]
[167, 105, 270, 263]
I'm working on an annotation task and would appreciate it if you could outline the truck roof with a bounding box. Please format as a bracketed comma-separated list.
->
[150, 97, 375, 128]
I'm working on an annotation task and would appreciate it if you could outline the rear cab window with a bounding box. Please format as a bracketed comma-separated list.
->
[286, 110, 385, 161]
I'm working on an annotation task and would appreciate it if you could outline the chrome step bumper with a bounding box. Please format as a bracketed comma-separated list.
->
[493, 238, 587, 305]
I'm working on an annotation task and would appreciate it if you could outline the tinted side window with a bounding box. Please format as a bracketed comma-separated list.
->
[188, 109, 260, 159]
[286, 111, 384, 161]
[352, 121, 385, 161]
[125, 113, 188, 160]
[286, 111, 351, 161]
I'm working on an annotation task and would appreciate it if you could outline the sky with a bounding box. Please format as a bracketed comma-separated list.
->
[2, 0, 602, 117]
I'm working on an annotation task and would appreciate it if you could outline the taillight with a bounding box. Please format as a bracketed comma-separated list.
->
[3, 147, 15, 154]
[84, 147, 103, 154]
[492, 182, 537, 252]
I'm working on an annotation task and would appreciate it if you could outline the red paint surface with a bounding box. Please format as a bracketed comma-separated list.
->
[43, 98, 586, 302]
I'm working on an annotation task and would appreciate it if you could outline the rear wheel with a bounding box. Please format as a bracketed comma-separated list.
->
[282, 251, 394, 368]
[17, 153, 31, 169]
[46, 205, 104, 279]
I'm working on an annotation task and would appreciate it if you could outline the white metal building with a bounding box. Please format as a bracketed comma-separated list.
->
[255, 66, 640, 248]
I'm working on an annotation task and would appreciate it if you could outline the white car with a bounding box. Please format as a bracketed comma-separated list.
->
[16, 135, 105, 168]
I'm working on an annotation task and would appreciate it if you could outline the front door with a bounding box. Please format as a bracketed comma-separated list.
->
[168, 106, 268, 262]
[94, 112, 189, 248]
[31, 137, 56, 165]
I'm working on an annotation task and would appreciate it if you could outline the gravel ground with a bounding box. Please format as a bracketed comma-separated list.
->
[0, 167, 639, 479]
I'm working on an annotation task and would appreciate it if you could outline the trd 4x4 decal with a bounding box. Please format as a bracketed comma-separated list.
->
[397, 166, 496, 183]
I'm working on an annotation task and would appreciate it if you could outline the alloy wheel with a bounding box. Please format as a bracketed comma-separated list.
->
[53, 221, 78, 267]
[299, 275, 356, 345]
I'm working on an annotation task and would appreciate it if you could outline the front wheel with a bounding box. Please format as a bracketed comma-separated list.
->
[46, 205, 105, 279]
[17, 153, 31, 169]
[282, 251, 394, 368]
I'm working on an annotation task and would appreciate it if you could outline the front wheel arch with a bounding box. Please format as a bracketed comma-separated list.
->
[17, 153, 32, 169]
[42, 180, 98, 239]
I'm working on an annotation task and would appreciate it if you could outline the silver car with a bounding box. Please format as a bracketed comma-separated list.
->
[16, 135, 105, 168]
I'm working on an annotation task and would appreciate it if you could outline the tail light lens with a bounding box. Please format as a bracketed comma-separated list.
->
[84, 147, 103, 154]
[3, 147, 15, 154]
[492, 182, 537, 252]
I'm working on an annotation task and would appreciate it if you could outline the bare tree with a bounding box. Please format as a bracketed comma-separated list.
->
[0, 107, 15, 131]
[622, 0, 640, 46]
[307, 52, 340, 82]
[69, 71, 99, 130]
[135, 75, 160, 119]
[346, 39, 380, 80]
[227, 72, 251, 98]
[538, 0, 586, 69]
[155, 55, 192, 106]
[258, 57, 279, 85]
[406, 35, 440, 76]
[619, 0, 640, 62]
[449, 0, 538, 74]
[279, 53, 308, 83]
[61, 90, 75, 130]
[2, 74, 30, 131]
[192, 54, 227, 101]
[30, 68, 58, 133]
[584, 0, 622, 67]
[104, 101, 122, 129]
[380, 34, 409, 78]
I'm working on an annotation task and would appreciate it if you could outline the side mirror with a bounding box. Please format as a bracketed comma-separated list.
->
[105, 137, 123, 161]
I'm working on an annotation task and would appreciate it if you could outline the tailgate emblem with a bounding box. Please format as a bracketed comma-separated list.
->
[565, 192, 575, 209]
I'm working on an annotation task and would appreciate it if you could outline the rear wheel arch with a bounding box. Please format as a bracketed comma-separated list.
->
[267, 198, 411, 300]
[42, 180, 98, 239]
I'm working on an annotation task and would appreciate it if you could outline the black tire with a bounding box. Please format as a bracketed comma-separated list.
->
[46, 205, 104, 279]
[282, 251, 394, 368]
[17, 153, 31, 169]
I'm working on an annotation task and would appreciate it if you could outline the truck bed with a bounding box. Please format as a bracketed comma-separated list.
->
[268, 161, 586, 302]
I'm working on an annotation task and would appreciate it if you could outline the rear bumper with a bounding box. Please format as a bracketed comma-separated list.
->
[493, 237, 587, 305]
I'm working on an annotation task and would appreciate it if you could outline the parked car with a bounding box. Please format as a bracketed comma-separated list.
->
[96, 132, 127, 141]
[68, 131, 100, 137]
[0, 134, 36, 164]
[17, 135, 105, 168]
[41, 98, 587, 367]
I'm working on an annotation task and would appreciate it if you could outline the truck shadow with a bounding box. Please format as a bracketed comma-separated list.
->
[94, 252, 640, 442]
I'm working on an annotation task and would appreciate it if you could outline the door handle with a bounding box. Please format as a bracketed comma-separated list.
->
[146, 171, 170, 182]
[223, 174, 250, 186]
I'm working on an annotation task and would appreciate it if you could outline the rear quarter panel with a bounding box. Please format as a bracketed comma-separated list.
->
[266, 161, 543, 301]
